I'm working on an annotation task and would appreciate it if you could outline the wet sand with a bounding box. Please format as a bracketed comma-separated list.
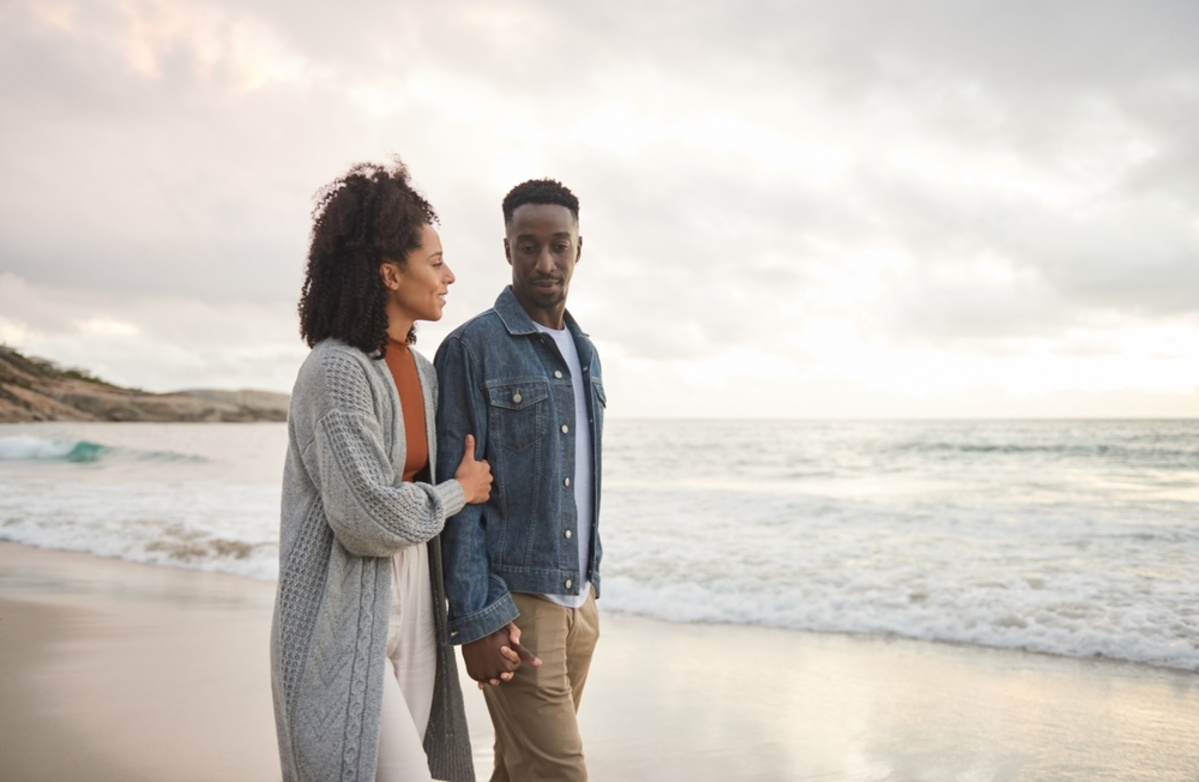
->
[0, 543, 279, 782]
[1, 542, 1197, 781]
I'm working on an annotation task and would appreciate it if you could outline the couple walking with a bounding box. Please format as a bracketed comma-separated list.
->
[270, 160, 604, 782]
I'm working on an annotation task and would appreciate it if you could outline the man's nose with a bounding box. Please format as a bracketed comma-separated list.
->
[535, 248, 555, 273]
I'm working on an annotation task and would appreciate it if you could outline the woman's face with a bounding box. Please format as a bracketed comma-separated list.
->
[388, 224, 455, 323]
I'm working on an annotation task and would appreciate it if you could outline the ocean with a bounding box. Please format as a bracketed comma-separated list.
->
[1, 419, 1196, 672]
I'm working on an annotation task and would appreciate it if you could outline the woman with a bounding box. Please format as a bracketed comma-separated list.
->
[271, 159, 489, 782]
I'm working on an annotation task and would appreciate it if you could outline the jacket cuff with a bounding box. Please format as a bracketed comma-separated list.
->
[435, 479, 466, 521]
[446, 590, 520, 645]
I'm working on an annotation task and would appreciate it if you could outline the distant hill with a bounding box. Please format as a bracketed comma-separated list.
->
[0, 346, 289, 423]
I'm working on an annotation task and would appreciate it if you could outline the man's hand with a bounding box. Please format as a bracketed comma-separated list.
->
[461, 621, 542, 689]
[455, 434, 493, 504]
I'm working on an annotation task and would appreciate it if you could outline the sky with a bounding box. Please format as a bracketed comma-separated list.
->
[1, 0, 1197, 418]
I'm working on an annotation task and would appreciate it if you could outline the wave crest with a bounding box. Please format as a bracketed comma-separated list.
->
[0, 436, 203, 463]
[0, 436, 107, 462]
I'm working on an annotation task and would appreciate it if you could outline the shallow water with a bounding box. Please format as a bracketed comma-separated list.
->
[1, 418, 1197, 671]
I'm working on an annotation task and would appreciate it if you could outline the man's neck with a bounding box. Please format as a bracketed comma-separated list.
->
[513, 292, 566, 330]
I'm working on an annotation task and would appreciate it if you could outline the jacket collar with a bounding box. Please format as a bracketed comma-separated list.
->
[493, 285, 589, 338]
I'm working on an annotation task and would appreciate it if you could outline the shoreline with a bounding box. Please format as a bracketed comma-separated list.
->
[5, 539, 1194, 677]
[2, 542, 1198, 781]
[8, 534, 1197, 678]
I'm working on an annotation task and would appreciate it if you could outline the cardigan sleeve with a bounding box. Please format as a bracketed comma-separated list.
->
[301, 348, 466, 558]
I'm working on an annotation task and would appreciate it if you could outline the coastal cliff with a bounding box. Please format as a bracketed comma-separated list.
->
[0, 346, 289, 423]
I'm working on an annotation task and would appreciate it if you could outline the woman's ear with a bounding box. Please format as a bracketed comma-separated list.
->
[379, 261, 402, 291]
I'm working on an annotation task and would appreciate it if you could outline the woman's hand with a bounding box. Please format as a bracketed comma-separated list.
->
[454, 434, 493, 504]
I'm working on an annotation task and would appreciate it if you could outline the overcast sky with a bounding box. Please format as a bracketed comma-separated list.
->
[2, 0, 1197, 417]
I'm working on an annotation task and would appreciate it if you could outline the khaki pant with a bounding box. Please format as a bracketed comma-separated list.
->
[484, 589, 600, 782]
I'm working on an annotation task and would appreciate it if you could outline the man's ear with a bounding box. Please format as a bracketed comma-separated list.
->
[503, 237, 512, 266]
[575, 235, 583, 264]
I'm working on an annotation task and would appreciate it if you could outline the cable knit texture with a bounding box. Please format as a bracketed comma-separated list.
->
[271, 338, 474, 782]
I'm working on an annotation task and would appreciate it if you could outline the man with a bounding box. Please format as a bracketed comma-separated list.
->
[435, 178, 604, 781]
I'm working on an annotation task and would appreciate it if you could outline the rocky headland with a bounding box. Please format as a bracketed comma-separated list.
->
[0, 346, 289, 423]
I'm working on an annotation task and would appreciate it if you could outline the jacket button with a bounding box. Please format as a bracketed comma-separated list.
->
[565, 529, 572, 539]
[554, 370, 563, 379]
[513, 392, 522, 403]
[561, 424, 569, 434]
[565, 579, 573, 589]
[564, 477, 570, 487]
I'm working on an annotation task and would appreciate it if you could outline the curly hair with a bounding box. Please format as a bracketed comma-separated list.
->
[298, 158, 437, 355]
[501, 178, 579, 225]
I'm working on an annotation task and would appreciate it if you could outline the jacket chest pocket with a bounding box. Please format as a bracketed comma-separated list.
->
[486, 381, 549, 452]
[591, 379, 606, 427]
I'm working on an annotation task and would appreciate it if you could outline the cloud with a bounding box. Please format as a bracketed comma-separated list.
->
[2, 0, 1197, 413]
[0, 272, 306, 391]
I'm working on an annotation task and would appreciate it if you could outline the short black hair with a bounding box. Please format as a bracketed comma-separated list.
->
[298, 158, 435, 354]
[502, 179, 579, 225]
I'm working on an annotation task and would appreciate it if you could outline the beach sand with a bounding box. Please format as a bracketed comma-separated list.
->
[1, 542, 1197, 782]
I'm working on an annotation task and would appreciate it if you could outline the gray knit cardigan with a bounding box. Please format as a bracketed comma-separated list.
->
[271, 339, 475, 782]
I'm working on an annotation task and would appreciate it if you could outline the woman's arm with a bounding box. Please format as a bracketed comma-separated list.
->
[302, 349, 466, 557]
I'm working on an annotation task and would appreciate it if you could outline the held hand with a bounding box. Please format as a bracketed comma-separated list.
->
[454, 434, 493, 504]
[487, 623, 542, 689]
[462, 624, 521, 687]
[462, 622, 541, 689]
[504, 622, 542, 668]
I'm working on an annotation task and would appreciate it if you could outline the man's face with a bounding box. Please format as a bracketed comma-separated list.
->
[504, 203, 582, 320]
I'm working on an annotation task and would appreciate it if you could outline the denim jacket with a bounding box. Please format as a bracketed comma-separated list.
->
[434, 286, 605, 644]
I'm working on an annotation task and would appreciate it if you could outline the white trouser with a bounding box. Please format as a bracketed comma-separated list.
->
[375, 543, 438, 782]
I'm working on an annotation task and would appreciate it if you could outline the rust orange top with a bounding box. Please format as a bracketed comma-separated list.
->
[383, 340, 428, 483]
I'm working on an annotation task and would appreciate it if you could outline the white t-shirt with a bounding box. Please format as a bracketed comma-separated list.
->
[533, 321, 593, 609]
